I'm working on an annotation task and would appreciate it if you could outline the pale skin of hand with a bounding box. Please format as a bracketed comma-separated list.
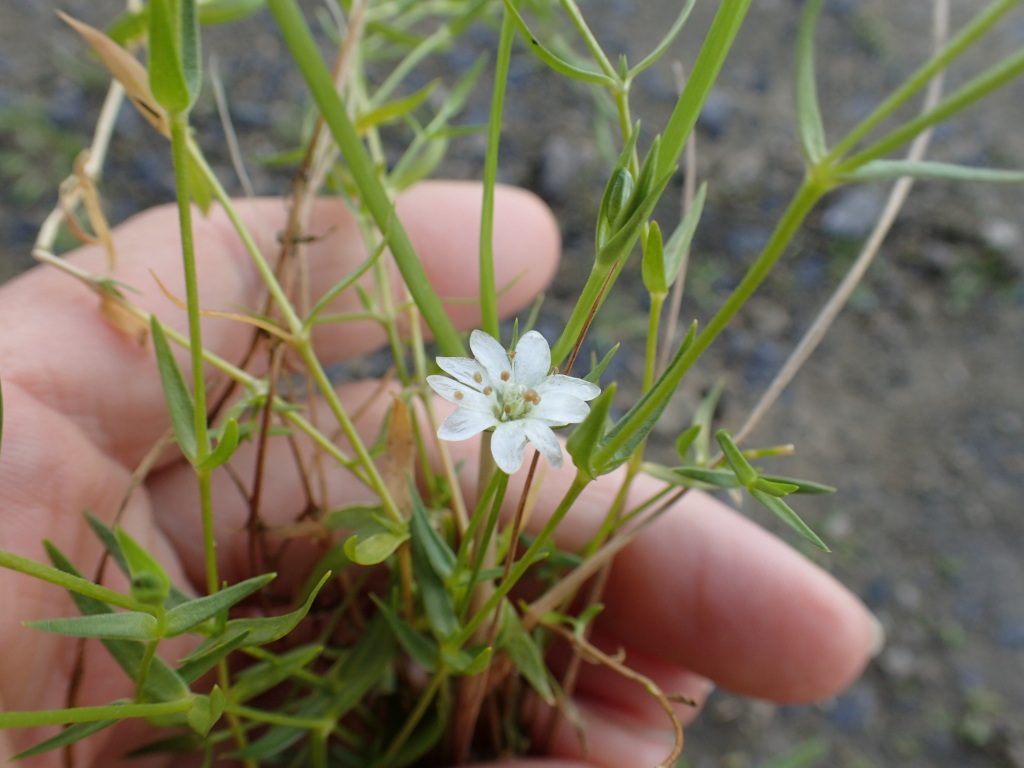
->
[0, 181, 879, 768]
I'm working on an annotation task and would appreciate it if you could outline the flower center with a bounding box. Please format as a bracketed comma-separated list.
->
[494, 384, 541, 421]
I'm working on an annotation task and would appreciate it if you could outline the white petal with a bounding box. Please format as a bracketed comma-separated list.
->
[470, 329, 512, 382]
[490, 420, 528, 474]
[437, 407, 498, 441]
[524, 419, 563, 469]
[512, 331, 551, 388]
[538, 374, 601, 401]
[437, 356, 492, 389]
[530, 393, 592, 425]
[427, 376, 495, 412]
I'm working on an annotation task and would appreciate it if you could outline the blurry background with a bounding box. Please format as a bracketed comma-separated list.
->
[2, 1, 1023, 766]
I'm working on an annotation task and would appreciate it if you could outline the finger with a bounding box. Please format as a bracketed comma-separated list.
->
[0, 182, 558, 467]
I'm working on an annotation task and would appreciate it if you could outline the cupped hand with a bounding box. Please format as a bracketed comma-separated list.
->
[0, 182, 879, 767]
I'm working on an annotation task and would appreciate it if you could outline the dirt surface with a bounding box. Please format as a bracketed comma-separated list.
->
[2, 2, 1023, 767]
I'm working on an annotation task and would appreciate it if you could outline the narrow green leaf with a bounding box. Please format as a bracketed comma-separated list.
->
[584, 343, 619, 385]
[753, 477, 801, 497]
[795, 0, 827, 161]
[343, 527, 409, 566]
[149, 316, 197, 462]
[185, 147, 214, 213]
[43, 542, 190, 701]
[841, 159, 1024, 184]
[356, 79, 438, 132]
[663, 181, 707, 286]
[500, 0, 608, 84]
[14, 719, 117, 760]
[27, 611, 159, 640]
[750, 488, 829, 552]
[176, 629, 252, 683]
[207, 572, 330, 647]
[0, 700, 191, 729]
[180, 0, 201, 105]
[628, 0, 697, 78]
[498, 602, 554, 704]
[442, 644, 492, 676]
[373, 596, 439, 672]
[761, 474, 836, 495]
[566, 381, 616, 478]
[674, 424, 701, 460]
[410, 495, 460, 639]
[194, 417, 240, 472]
[0, 548, 146, 613]
[231, 644, 322, 703]
[164, 573, 274, 636]
[148, 0, 191, 113]
[410, 494, 457, 580]
[669, 465, 740, 489]
[715, 429, 757, 486]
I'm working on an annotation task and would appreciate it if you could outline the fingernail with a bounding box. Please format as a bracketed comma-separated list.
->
[868, 611, 886, 658]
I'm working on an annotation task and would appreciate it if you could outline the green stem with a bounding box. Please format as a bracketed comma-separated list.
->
[593, 178, 827, 467]
[170, 113, 219, 595]
[0, 700, 192, 728]
[825, 0, 1022, 165]
[267, 0, 464, 357]
[478, 9, 516, 338]
[559, 0, 616, 78]
[453, 471, 591, 647]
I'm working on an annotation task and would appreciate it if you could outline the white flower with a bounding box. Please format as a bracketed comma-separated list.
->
[427, 329, 601, 474]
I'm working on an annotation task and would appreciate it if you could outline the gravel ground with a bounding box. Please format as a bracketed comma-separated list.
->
[2, 1, 1023, 766]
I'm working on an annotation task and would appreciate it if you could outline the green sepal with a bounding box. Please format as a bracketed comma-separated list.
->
[596, 166, 675, 267]
[566, 381, 616, 479]
[749, 488, 829, 552]
[194, 417, 240, 472]
[595, 124, 641, 248]
[164, 573, 275, 636]
[149, 316, 198, 462]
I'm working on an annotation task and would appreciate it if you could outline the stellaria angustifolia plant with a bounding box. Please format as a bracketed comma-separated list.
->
[2, 0, 1024, 765]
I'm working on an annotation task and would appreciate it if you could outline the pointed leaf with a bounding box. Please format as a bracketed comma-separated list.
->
[27, 611, 159, 640]
[500, 0, 608, 84]
[753, 477, 801, 497]
[628, 0, 697, 77]
[149, 316, 197, 461]
[231, 644, 322, 703]
[164, 573, 274, 636]
[642, 220, 668, 296]
[410, 497, 460, 639]
[115, 527, 172, 606]
[674, 424, 701, 460]
[194, 417, 240, 472]
[14, 719, 117, 760]
[761, 474, 836, 495]
[199, 0, 265, 25]
[583, 343, 619, 385]
[186, 687, 224, 737]
[356, 80, 438, 133]
[663, 181, 707, 286]
[148, 0, 192, 113]
[410, 494, 457, 580]
[498, 603, 554, 704]
[795, 0, 827, 161]
[750, 488, 829, 552]
[207, 572, 330, 647]
[373, 596, 439, 672]
[567, 381, 616, 478]
[715, 429, 757, 486]
[176, 630, 252, 683]
[841, 159, 1024, 184]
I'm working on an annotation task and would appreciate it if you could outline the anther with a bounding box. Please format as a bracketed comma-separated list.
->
[524, 389, 539, 403]
[508, 350, 516, 360]
[483, 386, 493, 395]
[473, 372, 483, 383]
[454, 391, 464, 400]
[500, 371, 511, 381]
[504, 404, 512, 415]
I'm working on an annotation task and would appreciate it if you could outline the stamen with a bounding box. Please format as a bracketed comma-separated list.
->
[500, 371, 511, 382]
[524, 389, 539, 403]
[473, 372, 483, 383]
[508, 350, 516, 360]
[504, 404, 512, 415]
[454, 391, 464, 400]
[483, 386, 493, 395]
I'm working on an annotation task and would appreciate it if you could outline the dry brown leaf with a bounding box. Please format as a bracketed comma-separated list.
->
[57, 11, 169, 137]
[382, 396, 415, 515]
[99, 291, 149, 346]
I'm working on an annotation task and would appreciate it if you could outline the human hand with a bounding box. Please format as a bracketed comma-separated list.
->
[0, 181, 879, 767]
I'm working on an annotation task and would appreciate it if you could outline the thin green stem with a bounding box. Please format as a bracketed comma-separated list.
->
[453, 471, 591, 647]
[559, 0, 616, 78]
[267, 0, 464, 357]
[593, 178, 827, 467]
[478, 9, 516, 338]
[170, 113, 220, 595]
